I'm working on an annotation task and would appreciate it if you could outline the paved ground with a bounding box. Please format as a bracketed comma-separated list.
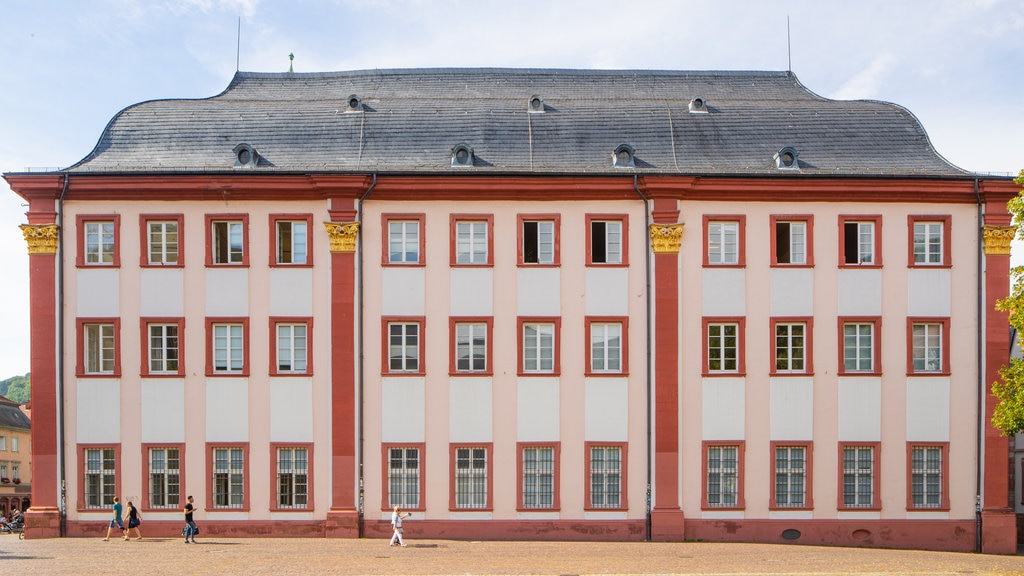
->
[2, 534, 1024, 575]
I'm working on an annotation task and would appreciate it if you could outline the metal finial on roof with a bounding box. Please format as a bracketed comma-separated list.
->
[288, 52, 294, 73]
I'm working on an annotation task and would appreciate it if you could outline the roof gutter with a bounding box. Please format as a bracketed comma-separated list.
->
[57, 173, 69, 537]
[973, 177, 983, 554]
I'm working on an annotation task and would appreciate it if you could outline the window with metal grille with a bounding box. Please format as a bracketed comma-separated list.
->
[85, 448, 116, 509]
[522, 447, 555, 509]
[774, 446, 806, 508]
[455, 322, 487, 372]
[84, 323, 116, 374]
[148, 448, 180, 509]
[389, 220, 420, 264]
[589, 446, 622, 509]
[590, 220, 623, 264]
[707, 323, 739, 372]
[707, 221, 739, 265]
[706, 445, 738, 508]
[454, 447, 488, 509]
[911, 446, 942, 509]
[590, 322, 622, 373]
[912, 322, 942, 373]
[276, 323, 308, 372]
[388, 447, 420, 509]
[148, 323, 179, 373]
[276, 447, 308, 509]
[213, 447, 245, 508]
[775, 322, 805, 372]
[456, 221, 488, 264]
[147, 220, 179, 265]
[523, 323, 555, 373]
[212, 323, 244, 372]
[842, 446, 875, 508]
[276, 220, 308, 264]
[913, 222, 943, 265]
[388, 322, 420, 372]
[85, 221, 116, 265]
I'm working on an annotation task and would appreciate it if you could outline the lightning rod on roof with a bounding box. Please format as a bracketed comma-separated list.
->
[289, 52, 294, 73]
[787, 15, 792, 72]
[236, 17, 241, 72]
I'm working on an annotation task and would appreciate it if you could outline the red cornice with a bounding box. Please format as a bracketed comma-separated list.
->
[4, 174, 64, 201]
[369, 175, 638, 201]
[641, 176, 983, 203]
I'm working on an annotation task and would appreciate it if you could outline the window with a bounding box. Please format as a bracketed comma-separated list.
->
[272, 318, 312, 375]
[274, 445, 310, 509]
[839, 318, 881, 375]
[450, 318, 492, 375]
[908, 216, 950, 267]
[450, 215, 493, 266]
[703, 318, 745, 375]
[209, 444, 248, 510]
[77, 215, 120, 267]
[10, 464, 18, 481]
[206, 318, 249, 376]
[382, 318, 424, 374]
[384, 214, 425, 265]
[771, 318, 812, 374]
[586, 317, 628, 375]
[140, 214, 183, 267]
[771, 215, 813, 266]
[205, 214, 249, 266]
[771, 442, 812, 510]
[587, 215, 627, 266]
[451, 444, 492, 510]
[142, 318, 184, 376]
[10, 437, 17, 453]
[703, 216, 745, 266]
[839, 442, 879, 510]
[908, 318, 949, 375]
[518, 317, 560, 375]
[586, 443, 626, 510]
[80, 445, 119, 510]
[77, 319, 120, 377]
[384, 445, 423, 510]
[908, 443, 949, 510]
[518, 214, 560, 265]
[0, 436, 5, 451]
[146, 446, 181, 509]
[518, 444, 559, 511]
[703, 442, 744, 509]
[839, 215, 882, 267]
[271, 215, 312, 266]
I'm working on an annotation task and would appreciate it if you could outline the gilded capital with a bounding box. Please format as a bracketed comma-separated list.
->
[19, 223, 59, 255]
[982, 225, 1016, 256]
[324, 221, 360, 253]
[650, 223, 684, 254]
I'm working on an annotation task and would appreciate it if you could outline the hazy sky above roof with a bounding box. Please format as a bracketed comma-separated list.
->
[0, 0, 1021, 378]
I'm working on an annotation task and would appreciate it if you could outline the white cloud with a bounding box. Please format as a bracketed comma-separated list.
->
[829, 54, 898, 101]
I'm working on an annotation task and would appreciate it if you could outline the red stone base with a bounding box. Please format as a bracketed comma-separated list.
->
[23, 506, 61, 539]
[325, 509, 360, 538]
[981, 509, 1017, 554]
[650, 507, 686, 541]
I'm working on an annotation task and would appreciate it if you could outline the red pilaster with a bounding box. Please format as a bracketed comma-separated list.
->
[649, 199, 685, 540]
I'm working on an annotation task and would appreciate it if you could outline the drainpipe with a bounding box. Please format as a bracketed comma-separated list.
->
[355, 173, 377, 537]
[633, 174, 653, 542]
[57, 173, 69, 537]
[973, 177, 983, 553]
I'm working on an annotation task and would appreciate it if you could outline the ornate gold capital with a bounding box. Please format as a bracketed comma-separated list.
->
[650, 223, 684, 254]
[982, 225, 1015, 255]
[324, 221, 359, 253]
[19, 224, 59, 255]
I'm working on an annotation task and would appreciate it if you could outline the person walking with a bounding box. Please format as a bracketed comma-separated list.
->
[124, 500, 142, 540]
[389, 505, 411, 547]
[183, 495, 197, 543]
[102, 496, 124, 541]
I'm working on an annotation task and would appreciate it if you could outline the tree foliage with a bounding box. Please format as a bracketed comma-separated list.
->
[992, 169, 1024, 434]
[0, 373, 30, 405]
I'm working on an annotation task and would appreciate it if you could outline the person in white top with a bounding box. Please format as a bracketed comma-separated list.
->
[389, 505, 411, 547]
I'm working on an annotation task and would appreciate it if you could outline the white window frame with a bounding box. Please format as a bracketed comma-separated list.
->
[276, 447, 309, 509]
[913, 222, 943, 265]
[523, 322, 555, 373]
[387, 446, 421, 509]
[707, 322, 739, 373]
[388, 220, 421, 264]
[842, 445, 875, 509]
[212, 323, 245, 373]
[84, 447, 117, 509]
[455, 322, 487, 373]
[522, 220, 555, 264]
[707, 221, 739, 265]
[774, 322, 806, 373]
[910, 446, 943, 509]
[775, 220, 806, 265]
[148, 323, 180, 374]
[912, 322, 943, 373]
[454, 446, 488, 509]
[212, 220, 245, 264]
[387, 322, 420, 373]
[843, 221, 875, 265]
[84, 323, 116, 374]
[276, 323, 308, 373]
[521, 446, 555, 509]
[590, 322, 622, 373]
[706, 445, 739, 508]
[147, 220, 179, 265]
[213, 447, 245, 509]
[276, 220, 308, 264]
[843, 322, 874, 372]
[590, 220, 623, 264]
[773, 445, 806, 508]
[589, 445, 622, 509]
[456, 221, 488, 264]
[85, 221, 116, 265]
[148, 447, 180, 509]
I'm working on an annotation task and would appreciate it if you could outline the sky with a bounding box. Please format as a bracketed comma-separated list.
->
[0, 0, 1022, 380]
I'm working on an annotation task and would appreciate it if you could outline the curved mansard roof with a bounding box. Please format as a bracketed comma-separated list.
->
[66, 68, 968, 177]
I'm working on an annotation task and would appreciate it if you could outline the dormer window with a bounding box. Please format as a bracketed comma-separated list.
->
[233, 143, 258, 168]
[774, 147, 800, 170]
[689, 97, 708, 113]
[451, 143, 474, 168]
[528, 95, 545, 113]
[613, 144, 635, 168]
[346, 94, 363, 113]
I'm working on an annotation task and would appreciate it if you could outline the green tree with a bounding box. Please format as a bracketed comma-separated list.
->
[0, 373, 30, 405]
[992, 169, 1024, 434]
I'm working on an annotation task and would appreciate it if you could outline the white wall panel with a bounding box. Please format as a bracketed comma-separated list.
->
[382, 268, 425, 316]
[770, 268, 814, 317]
[141, 378, 184, 442]
[770, 377, 814, 440]
[205, 378, 249, 441]
[517, 378, 559, 441]
[269, 268, 313, 316]
[838, 377, 881, 441]
[140, 269, 183, 316]
[77, 269, 120, 317]
[585, 378, 628, 441]
[702, 269, 746, 316]
[837, 269, 882, 316]
[585, 268, 629, 316]
[269, 378, 313, 442]
[702, 378, 745, 440]
[907, 378, 950, 441]
[76, 379, 120, 443]
[205, 269, 249, 315]
[518, 268, 561, 316]
[449, 377, 492, 442]
[381, 377, 426, 442]
[907, 269, 951, 316]
[450, 269, 492, 316]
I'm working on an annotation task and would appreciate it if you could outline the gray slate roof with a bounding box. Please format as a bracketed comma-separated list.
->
[0, 396, 29, 431]
[67, 68, 968, 177]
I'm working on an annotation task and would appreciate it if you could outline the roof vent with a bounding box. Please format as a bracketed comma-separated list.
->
[528, 95, 545, 113]
[233, 143, 259, 168]
[451, 143, 474, 168]
[689, 97, 708, 113]
[346, 94, 363, 113]
[613, 144, 635, 168]
[774, 147, 800, 170]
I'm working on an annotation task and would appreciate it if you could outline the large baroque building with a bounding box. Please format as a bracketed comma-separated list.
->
[5, 69, 1021, 552]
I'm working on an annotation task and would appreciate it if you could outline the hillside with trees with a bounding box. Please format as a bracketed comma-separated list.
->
[0, 373, 30, 405]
